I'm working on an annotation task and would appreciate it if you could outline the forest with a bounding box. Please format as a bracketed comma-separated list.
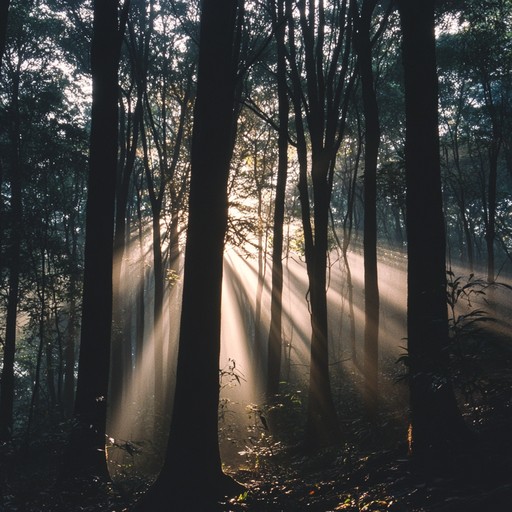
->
[0, 0, 511, 510]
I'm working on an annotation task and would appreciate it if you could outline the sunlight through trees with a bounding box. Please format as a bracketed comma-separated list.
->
[0, 0, 512, 510]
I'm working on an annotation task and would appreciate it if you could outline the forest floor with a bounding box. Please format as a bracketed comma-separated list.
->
[0, 416, 512, 512]
[2, 323, 512, 511]
[1, 401, 512, 511]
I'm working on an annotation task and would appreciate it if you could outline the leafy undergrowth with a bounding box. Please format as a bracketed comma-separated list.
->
[2, 412, 512, 511]
[2, 325, 511, 511]
[223, 431, 512, 512]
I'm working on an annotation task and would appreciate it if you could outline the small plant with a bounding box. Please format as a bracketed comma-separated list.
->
[395, 343, 409, 383]
[445, 271, 492, 401]
[395, 272, 491, 393]
[218, 359, 246, 423]
[219, 358, 246, 390]
[446, 270, 489, 337]
[238, 403, 281, 471]
[218, 359, 247, 455]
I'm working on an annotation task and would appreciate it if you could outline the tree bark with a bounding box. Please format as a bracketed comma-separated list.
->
[485, 141, 498, 283]
[304, 155, 340, 447]
[0, 0, 10, 72]
[286, 0, 354, 449]
[266, 0, 289, 401]
[354, 0, 380, 420]
[110, 88, 142, 412]
[399, 0, 469, 470]
[63, 0, 123, 482]
[134, 1, 244, 508]
[0, 60, 22, 443]
[63, 187, 80, 416]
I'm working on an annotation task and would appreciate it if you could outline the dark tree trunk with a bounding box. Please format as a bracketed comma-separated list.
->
[445, 105, 475, 272]
[354, 0, 380, 420]
[304, 155, 340, 447]
[168, 207, 181, 276]
[266, 0, 289, 401]
[0, 0, 10, 71]
[399, 0, 469, 469]
[63, 0, 123, 482]
[254, 165, 266, 374]
[140, 119, 166, 425]
[0, 64, 22, 443]
[110, 91, 141, 411]
[52, 288, 65, 408]
[134, 183, 146, 366]
[139, 26, 191, 422]
[134, 1, 243, 508]
[286, 0, 354, 449]
[26, 249, 47, 440]
[339, 136, 361, 364]
[486, 143, 498, 283]
[150, 203, 165, 416]
[63, 200, 79, 416]
[0, 193, 21, 443]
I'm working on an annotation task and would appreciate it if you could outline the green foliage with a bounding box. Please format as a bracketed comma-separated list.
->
[445, 271, 512, 413]
[445, 272, 488, 403]
[396, 271, 498, 397]
[446, 271, 489, 331]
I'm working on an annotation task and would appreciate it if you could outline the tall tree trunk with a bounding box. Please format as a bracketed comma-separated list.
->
[399, 0, 469, 470]
[304, 155, 340, 447]
[345, 139, 361, 363]
[355, 0, 380, 420]
[485, 142, 498, 283]
[26, 248, 47, 440]
[286, 0, 354, 450]
[150, 204, 165, 419]
[254, 147, 268, 380]
[137, 0, 169, 427]
[255, 177, 264, 333]
[134, 182, 146, 366]
[51, 286, 65, 408]
[63, 206, 79, 416]
[445, 99, 475, 272]
[63, 0, 124, 482]
[0, 63, 22, 443]
[110, 90, 141, 411]
[134, 1, 243, 508]
[266, 0, 289, 401]
[0, 0, 10, 71]
[140, 120, 166, 426]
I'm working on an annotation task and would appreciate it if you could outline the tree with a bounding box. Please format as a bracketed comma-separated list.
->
[460, 2, 510, 282]
[266, 0, 289, 401]
[0, 0, 9, 71]
[140, 8, 194, 422]
[63, 0, 128, 482]
[286, 0, 355, 448]
[0, 36, 22, 442]
[0, 1, 89, 438]
[109, 3, 145, 414]
[398, 0, 469, 469]
[0, 0, 45, 442]
[134, 0, 244, 508]
[352, 0, 381, 420]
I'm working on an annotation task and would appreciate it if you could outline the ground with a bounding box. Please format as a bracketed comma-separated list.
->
[1, 405, 511, 511]
[2, 320, 511, 511]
